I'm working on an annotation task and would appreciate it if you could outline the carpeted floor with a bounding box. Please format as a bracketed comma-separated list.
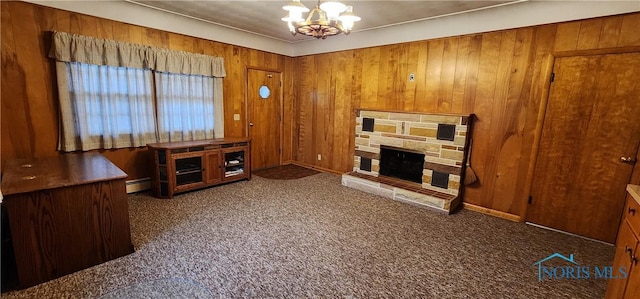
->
[3, 173, 614, 298]
[253, 164, 320, 180]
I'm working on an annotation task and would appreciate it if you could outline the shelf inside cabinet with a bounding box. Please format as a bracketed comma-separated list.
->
[157, 150, 166, 165]
[175, 157, 202, 173]
[224, 152, 245, 164]
[224, 168, 245, 177]
[225, 161, 244, 167]
[159, 166, 168, 180]
[176, 172, 203, 186]
[224, 151, 245, 178]
[176, 169, 201, 175]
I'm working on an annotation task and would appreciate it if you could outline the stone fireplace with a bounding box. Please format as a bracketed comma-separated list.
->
[341, 110, 472, 214]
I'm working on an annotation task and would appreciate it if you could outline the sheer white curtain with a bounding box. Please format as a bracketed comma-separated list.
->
[56, 61, 157, 151]
[155, 72, 224, 142]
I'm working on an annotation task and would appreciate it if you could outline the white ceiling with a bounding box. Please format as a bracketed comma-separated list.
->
[127, 0, 520, 43]
[25, 1, 640, 56]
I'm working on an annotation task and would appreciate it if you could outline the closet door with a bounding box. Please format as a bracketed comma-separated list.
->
[526, 53, 640, 243]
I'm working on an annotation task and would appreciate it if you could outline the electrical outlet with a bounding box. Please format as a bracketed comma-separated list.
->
[233, 113, 240, 121]
[317, 154, 322, 161]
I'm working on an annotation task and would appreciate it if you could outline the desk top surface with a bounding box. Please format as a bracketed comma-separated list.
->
[1, 153, 127, 196]
[629, 184, 640, 206]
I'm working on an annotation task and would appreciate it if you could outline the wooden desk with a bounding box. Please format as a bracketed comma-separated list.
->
[1, 153, 134, 288]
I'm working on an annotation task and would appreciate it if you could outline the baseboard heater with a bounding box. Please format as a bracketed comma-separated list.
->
[125, 178, 151, 194]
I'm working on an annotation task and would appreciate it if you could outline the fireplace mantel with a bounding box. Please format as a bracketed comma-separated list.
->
[342, 110, 473, 214]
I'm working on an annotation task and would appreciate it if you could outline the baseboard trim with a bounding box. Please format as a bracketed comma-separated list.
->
[463, 203, 521, 222]
[125, 177, 151, 194]
[526, 222, 613, 246]
[288, 161, 344, 175]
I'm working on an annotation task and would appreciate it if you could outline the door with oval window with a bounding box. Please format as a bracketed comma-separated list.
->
[247, 68, 281, 170]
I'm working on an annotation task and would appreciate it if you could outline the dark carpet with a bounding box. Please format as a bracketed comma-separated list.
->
[3, 173, 614, 298]
[253, 164, 320, 180]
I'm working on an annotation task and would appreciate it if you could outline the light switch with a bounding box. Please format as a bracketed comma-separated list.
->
[233, 114, 240, 121]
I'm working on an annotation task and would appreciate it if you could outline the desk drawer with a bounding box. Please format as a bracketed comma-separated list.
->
[625, 195, 640, 232]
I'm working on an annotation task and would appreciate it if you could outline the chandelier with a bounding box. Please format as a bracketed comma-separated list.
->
[281, 0, 361, 39]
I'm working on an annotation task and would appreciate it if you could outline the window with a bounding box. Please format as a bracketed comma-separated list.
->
[59, 62, 224, 151]
[64, 62, 156, 150]
[51, 31, 226, 152]
[155, 72, 216, 142]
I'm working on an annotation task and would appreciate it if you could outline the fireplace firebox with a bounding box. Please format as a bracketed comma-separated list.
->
[379, 146, 425, 184]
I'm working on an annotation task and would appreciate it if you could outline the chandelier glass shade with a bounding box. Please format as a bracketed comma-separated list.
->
[282, 0, 361, 39]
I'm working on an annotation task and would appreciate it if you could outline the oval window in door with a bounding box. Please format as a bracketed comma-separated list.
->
[259, 85, 270, 99]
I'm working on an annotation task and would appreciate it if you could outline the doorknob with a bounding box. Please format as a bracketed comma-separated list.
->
[621, 156, 637, 163]
[626, 246, 634, 260]
[249, 122, 254, 127]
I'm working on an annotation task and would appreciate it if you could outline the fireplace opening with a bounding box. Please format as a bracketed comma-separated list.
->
[379, 146, 425, 184]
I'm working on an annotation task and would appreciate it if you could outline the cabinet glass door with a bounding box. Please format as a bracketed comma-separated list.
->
[174, 154, 204, 187]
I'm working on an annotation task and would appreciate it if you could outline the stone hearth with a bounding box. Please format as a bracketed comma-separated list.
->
[342, 110, 472, 214]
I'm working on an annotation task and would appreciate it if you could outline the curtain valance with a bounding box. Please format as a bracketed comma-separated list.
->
[49, 31, 226, 78]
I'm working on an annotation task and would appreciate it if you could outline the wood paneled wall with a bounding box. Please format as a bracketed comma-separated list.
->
[292, 13, 640, 218]
[3, 1, 640, 218]
[0, 1, 295, 179]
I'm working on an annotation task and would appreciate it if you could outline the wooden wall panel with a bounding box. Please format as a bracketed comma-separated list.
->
[438, 38, 458, 113]
[464, 32, 501, 209]
[2, 4, 59, 161]
[403, 43, 420, 111]
[360, 47, 381, 109]
[295, 56, 316, 165]
[597, 16, 623, 48]
[480, 30, 516, 212]
[619, 14, 640, 46]
[461, 35, 482, 114]
[3, 1, 639, 218]
[0, 1, 295, 180]
[576, 19, 602, 50]
[553, 22, 581, 52]
[333, 51, 356, 171]
[315, 53, 332, 169]
[424, 40, 444, 111]
[292, 12, 640, 217]
[411, 42, 428, 110]
[281, 57, 296, 163]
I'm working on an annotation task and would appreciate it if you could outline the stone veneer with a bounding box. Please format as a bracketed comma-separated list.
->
[342, 110, 472, 214]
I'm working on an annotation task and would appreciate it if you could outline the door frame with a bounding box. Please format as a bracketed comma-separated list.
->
[520, 46, 640, 221]
[245, 66, 284, 167]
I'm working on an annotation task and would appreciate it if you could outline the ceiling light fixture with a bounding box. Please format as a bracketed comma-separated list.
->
[282, 0, 361, 39]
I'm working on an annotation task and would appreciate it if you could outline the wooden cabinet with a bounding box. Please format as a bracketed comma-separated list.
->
[1, 153, 134, 289]
[147, 138, 251, 198]
[624, 247, 640, 298]
[606, 187, 640, 299]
